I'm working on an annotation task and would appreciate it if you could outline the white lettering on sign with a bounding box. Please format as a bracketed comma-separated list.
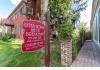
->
[22, 20, 45, 52]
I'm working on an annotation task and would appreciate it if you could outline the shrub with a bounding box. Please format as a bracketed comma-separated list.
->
[79, 28, 86, 38]
[0, 33, 16, 42]
[59, 22, 73, 41]
[72, 31, 78, 61]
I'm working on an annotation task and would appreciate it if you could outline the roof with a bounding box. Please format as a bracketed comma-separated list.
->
[2, 18, 14, 26]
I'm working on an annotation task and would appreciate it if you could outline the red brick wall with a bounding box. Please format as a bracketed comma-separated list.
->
[8, 0, 41, 39]
[14, 15, 27, 38]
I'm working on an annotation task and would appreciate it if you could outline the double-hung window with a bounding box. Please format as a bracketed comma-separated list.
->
[20, 8, 23, 16]
[28, 7, 33, 15]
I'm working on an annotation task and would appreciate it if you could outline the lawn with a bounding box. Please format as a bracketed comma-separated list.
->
[0, 40, 43, 67]
[0, 39, 62, 67]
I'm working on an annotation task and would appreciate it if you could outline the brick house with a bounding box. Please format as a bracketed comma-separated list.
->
[91, 0, 100, 45]
[5, 0, 41, 38]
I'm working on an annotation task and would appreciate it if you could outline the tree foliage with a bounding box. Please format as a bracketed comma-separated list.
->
[71, 0, 88, 26]
[72, 0, 88, 12]
[49, 0, 74, 41]
[49, 0, 72, 24]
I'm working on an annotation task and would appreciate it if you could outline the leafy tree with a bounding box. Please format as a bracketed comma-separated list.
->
[49, 0, 73, 41]
[49, 0, 74, 66]
[71, 0, 88, 27]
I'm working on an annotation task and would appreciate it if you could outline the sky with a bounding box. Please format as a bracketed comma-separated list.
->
[0, 0, 21, 18]
[0, 0, 92, 26]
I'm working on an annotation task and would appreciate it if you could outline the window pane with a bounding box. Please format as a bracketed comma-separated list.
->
[96, 16, 98, 41]
[99, 10, 100, 42]
[20, 8, 23, 15]
[28, 7, 33, 15]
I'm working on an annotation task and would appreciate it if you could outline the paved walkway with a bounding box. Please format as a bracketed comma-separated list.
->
[71, 40, 100, 67]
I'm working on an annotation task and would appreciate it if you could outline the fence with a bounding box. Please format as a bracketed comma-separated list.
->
[77, 31, 91, 52]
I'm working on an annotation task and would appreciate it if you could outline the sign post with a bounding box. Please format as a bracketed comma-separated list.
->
[45, 23, 50, 66]
[44, 11, 51, 67]
[22, 11, 51, 67]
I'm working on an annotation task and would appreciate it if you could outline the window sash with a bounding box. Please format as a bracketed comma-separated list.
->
[28, 7, 33, 15]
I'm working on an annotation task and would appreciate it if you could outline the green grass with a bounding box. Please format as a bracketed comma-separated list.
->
[50, 39, 63, 67]
[0, 40, 43, 67]
[0, 38, 62, 67]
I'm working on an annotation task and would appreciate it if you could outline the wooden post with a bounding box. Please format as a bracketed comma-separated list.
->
[45, 23, 50, 67]
[44, 11, 50, 67]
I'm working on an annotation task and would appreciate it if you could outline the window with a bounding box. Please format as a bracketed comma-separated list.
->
[12, 27, 15, 34]
[93, 23, 95, 40]
[28, 7, 33, 15]
[20, 25, 22, 36]
[94, 18, 96, 41]
[96, 16, 98, 41]
[99, 10, 100, 43]
[20, 8, 23, 15]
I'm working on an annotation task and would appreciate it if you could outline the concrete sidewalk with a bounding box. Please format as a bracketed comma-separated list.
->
[71, 40, 100, 67]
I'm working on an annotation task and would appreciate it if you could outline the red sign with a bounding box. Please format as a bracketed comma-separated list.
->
[22, 20, 45, 52]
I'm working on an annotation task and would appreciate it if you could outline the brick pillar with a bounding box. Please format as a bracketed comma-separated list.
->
[61, 40, 72, 66]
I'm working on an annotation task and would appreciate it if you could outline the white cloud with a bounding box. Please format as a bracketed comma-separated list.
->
[10, 0, 21, 6]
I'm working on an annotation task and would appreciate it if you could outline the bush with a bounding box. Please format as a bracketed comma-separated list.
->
[72, 22, 88, 61]
[0, 33, 16, 42]
[79, 28, 86, 38]
[72, 31, 78, 61]
[59, 22, 73, 41]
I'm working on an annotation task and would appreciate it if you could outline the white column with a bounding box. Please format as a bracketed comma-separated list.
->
[41, 0, 49, 22]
